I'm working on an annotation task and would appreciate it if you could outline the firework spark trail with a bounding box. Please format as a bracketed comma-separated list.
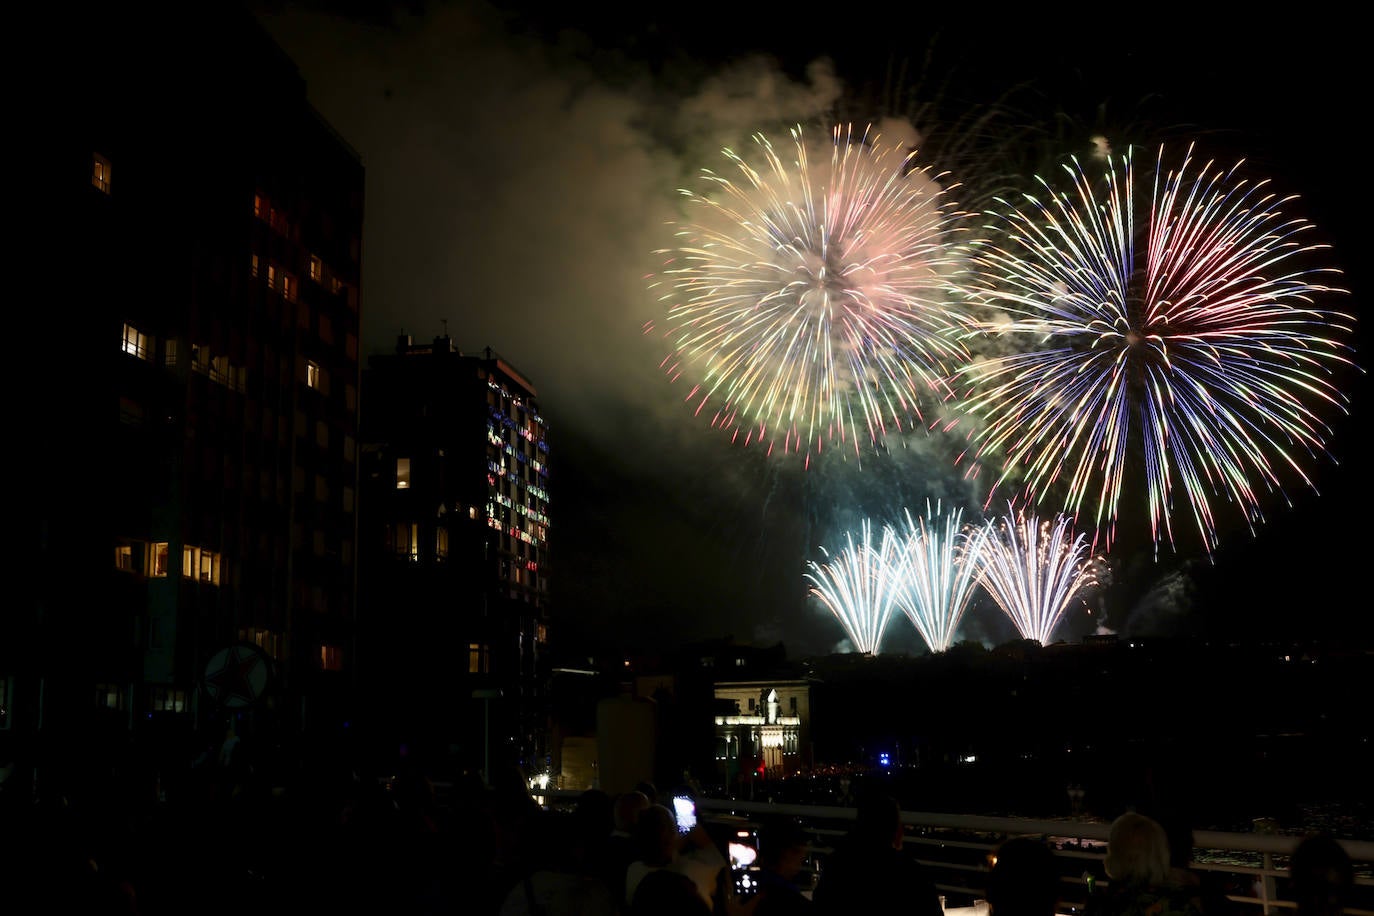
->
[890, 500, 989, 653]
[805, 519, 901, 654]
[961, 143, 1355, 554]
[649, 123, 979, 464]
[977, 506, 1097, 645]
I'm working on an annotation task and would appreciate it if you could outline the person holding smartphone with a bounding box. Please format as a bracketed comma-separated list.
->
[626, 803, 730, 912]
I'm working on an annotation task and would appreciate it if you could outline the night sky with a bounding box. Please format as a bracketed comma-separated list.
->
[252, 2, 1369, 657]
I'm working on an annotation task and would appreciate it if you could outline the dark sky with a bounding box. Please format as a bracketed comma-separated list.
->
[253, 2, 1370, 656]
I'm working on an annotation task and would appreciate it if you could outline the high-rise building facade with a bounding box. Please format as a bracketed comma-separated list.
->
[7, 8, 364, 759]
[358, 337, 551, 774]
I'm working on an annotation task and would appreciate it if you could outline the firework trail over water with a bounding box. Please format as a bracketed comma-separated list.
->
[805, 519, 902, 654]
[977, 506, 1098, 645]
[960, 143, 1355, 554]
[648, 122, 977, 466]
[890, 501, 989, 653]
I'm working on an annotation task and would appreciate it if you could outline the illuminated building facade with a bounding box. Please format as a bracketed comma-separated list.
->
[358, 337, 551, 771]
[714, 679, 813, 780]
[9, 8, 364, 750]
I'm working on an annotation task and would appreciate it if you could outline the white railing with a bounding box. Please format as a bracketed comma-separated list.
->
[542, 791, 1374, 916]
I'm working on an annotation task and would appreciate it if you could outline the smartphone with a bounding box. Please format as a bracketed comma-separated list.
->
[729, 837, 760, 899]
[733, 865, 762, 900]
[672, 794, 697, 834]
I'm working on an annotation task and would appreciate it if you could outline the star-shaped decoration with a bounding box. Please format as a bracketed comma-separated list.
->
[203, 645, 267, 708]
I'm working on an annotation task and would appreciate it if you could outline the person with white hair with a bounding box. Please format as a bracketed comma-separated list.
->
[1085, 812, 1205, 916]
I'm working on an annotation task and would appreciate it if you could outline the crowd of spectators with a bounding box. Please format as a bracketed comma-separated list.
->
[0, 731, 1358, 916]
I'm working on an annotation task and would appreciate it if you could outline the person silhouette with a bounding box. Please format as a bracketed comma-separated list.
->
[1289, 834, 1353, 916]
[987, 837, 1058, 916]
[812, 791, 941, 916]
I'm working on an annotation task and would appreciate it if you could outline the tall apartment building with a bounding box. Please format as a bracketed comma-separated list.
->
[358, 337, 551, 775]
[7, 8, 364, 762]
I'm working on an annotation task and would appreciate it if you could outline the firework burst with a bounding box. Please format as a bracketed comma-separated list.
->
[649, 122, 977, 465]
[890, 501, 989, 653]
[978, 506, 1098, 645]
[805, 519, 902, 654]
[961, 143, 1355, 553]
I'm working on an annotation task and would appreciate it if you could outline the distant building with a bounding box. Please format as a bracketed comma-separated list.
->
[11, 7, 365, 752]
[358, 336, 551, 773]
[714, 679, 813, 781]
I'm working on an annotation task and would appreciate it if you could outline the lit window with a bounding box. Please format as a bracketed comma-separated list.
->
[309, 255, 322, 281]
[122, 323, 149, 359]
[241, 627, 282, 660]
[306, 361, 321, 389]
[199, 550, 220, 584]
[250, 253, 259, 277]
[396, 458, 411, 489]
[92, 153, 111, 193]
[468, 642, 489, 674]
[148, 687, 186, 713]
[181, 545, 220, 585]
[320, 645, 343, 671]
[95, 683, 124, 710]
[282, 274, 296, 302]
[164, 339, 178, 368]
[147, 542, 169, 578]
[253, 193, 265, 218]
[436, 526, 449, 560]
[115, 542, 134, 572]
[394, 522, 419, 561]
